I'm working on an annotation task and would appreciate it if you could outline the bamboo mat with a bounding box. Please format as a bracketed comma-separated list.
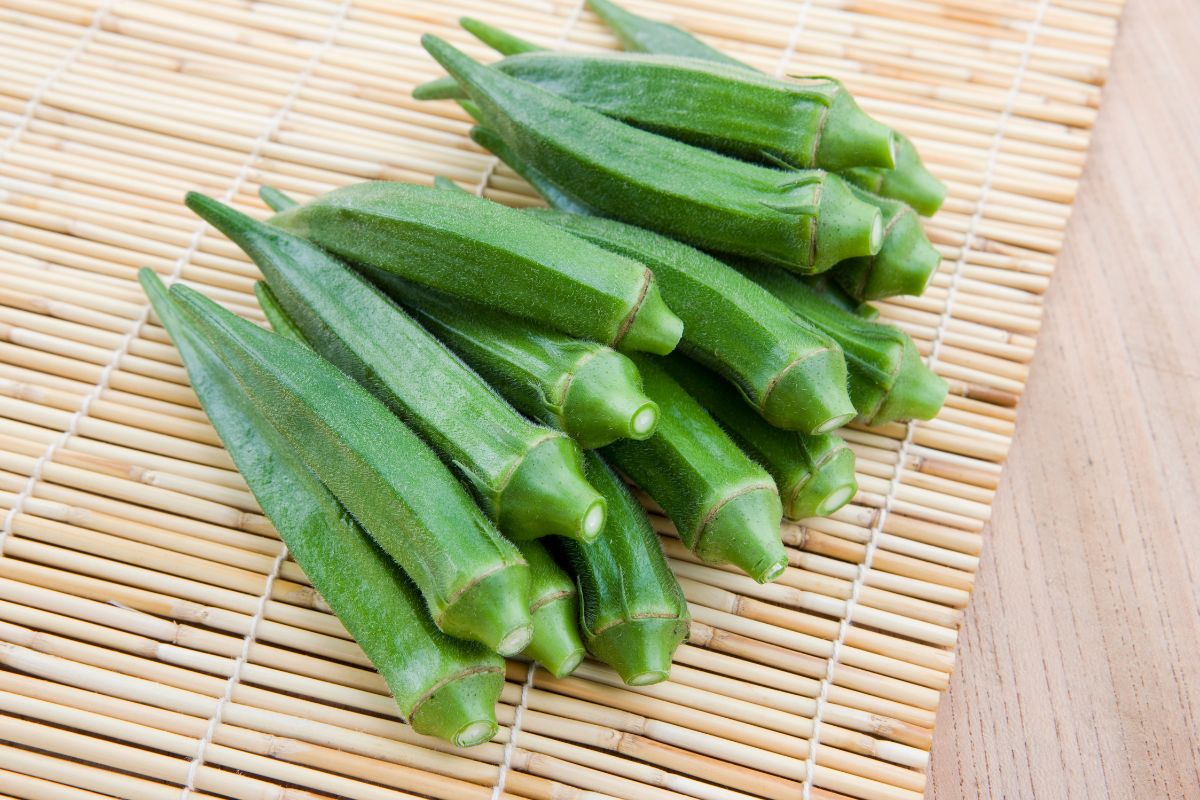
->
[0, 1, 1123, 799]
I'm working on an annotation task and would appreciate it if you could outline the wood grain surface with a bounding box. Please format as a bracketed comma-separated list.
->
[928, 0, 1200, 797]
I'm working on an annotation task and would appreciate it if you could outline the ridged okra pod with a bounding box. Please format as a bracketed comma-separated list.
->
[802, 273, 881, 320]
[602, 355, 787, 583]
[378, 278, 659, 449]
[141, 271, 504, 747]
[530, 210, 855, 434]
[584, 0, 946, 215]
[190, 194, 606, 544]
[267, 181, 682, 354]
[832, 184, 942, 300]
[516, 540, 585, 678]
[555, 452, 689, 685]
[253, 281, 306, 341]
[169, 283, 533, 656]
[421, 35, 883, 274]
[740, 261, 948, 425]
[661, 356, 858, 520]
[416, 50, 895, 172]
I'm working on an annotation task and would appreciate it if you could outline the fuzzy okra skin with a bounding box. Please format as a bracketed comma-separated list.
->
[421, 35, 883, 275]
[190, 193, 606, 544]
[267, 181, 682, 355]
[832, 184, 942, 300]
[739, 261, 948, 425]
[530, 209, 855, 435]
[802, 273, 880, 320]
[584, 0, 946, 215]
[416, 51, 895, 172]
[602, 355, 787, 583]
[376, 277, 659, 449]
[661, 356, 858, 521]
[555, 452, 689, 685]
[168, 283, 534, 656]
[516, 540, 586, 678]
[141, 271, 505, 746]
[253, 281, 307, 342]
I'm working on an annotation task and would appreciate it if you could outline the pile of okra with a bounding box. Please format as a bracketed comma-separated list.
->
[146, 0, 949, 748]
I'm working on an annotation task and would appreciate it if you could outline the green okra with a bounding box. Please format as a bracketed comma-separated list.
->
[516, 539, 585, 679]
[459, 16, 542, 56]
[802, 273, 880, 320]
[584, 0, 946, 215]
[253, 281, 307, 342]
[168, 283, 534, 656]
[190, 193, 606, 544]
[832, 184, 942, 300]
[602, 354, 787, 583]
[377, 277, 659, 449]
[141, 270, 504, 747]
[416, 49, 895, 172]
[266, 181, 683, 354]
[555, 451, 688, 686]
[530, 209, 855, 435]
[661, 356, 858, 520]
[421, 35, 882, 274]
[738, 261, 948, 425]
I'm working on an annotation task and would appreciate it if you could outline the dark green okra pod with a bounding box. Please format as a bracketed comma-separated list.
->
[802, 273, 880, 320]
[556, 452, 689, 685]
[169, 283, 533, 656]
[142, 271, 504, 747]
[602, 355, 787, 583]
[530, 209, 855, 435]
[739, 261, 947, 425]
[416, 50, 895, 172]
[661, 356, 858, 520]
[190, 193, 606, 544]
[832, 184, 942, 300]
[584, 0, 945, 215]
[267, 181, 682, 354]
[516, 539, 585, 678]
[253, 281, 306, 341]
[421, 35, 882, 274]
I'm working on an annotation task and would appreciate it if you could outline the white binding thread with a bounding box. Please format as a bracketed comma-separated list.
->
[175, 5, 353, 796]
[799, 2, 1050, 796]
[486, 5, 587, 796]
[773, 0, 816, 79]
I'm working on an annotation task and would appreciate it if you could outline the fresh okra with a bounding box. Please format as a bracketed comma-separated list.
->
[421, 35, 883, 274]
[253, 281, 306, 342]
[142, 270, 504, 747]
[169, 283, 534, 656]
[190, 193, 606, 545]
[555, 452, 689, 685]
[584, 0, 946, 215]
[739, 261, 948, 425]
[516, 539, 586, 678]
[603, 354, 787, 584]
[662, 356, 858, 520]
[530, 209, 856, 435]
[832, 184, 943, 300]
[266, 181, 683, 354]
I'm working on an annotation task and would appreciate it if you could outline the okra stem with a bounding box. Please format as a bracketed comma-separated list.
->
[516, 540, 586, 679]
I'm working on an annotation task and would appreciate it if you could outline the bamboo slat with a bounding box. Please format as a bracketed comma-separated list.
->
[0, 0, 1121, 799]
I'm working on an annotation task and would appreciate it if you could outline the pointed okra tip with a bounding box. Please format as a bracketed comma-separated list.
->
[459, 16, 543, 55]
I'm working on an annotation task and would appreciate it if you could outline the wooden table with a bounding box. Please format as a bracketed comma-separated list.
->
[928, 0, 1200, 795]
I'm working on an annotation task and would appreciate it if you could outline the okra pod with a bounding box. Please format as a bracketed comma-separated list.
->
[802, 273, 880, 320]
[416, 50, 895, 172]
[142, 271, 504, 747]
[267, 181, 683, 354]
[253, 281, 307, 342]
[602, 355, 787, 583]
[585, 0, 945, 214]
[555, 452, 689, 685]
[739, 261, 948, 425]
[832, 184, 942, 300]
[169, 283, 533, 656]
[376, 277, 659, 449]
[421, 35, 883, 274]
[661, 356, 858, 520]
[190, 193, 606, 544]
[516, 540, 586, 678]
[530, 209, 855, 434]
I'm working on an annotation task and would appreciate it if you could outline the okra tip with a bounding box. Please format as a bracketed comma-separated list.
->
[439, 565, 535, 657]
[696, 486, 788, 584]
[816, 89, 897, 172]
[761, 346, 856, 435]
[885, 136, 947, 217]
[588, 617, 688, 687]
[409, 669, 503, 748]
[812, 174, 885, 273]
[786, 445, 858, 520]
[524, 600, 586, 679]
[614, 282, 684, 356]
[562, 349, 659, 447]
[501, 437, 608, 543]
